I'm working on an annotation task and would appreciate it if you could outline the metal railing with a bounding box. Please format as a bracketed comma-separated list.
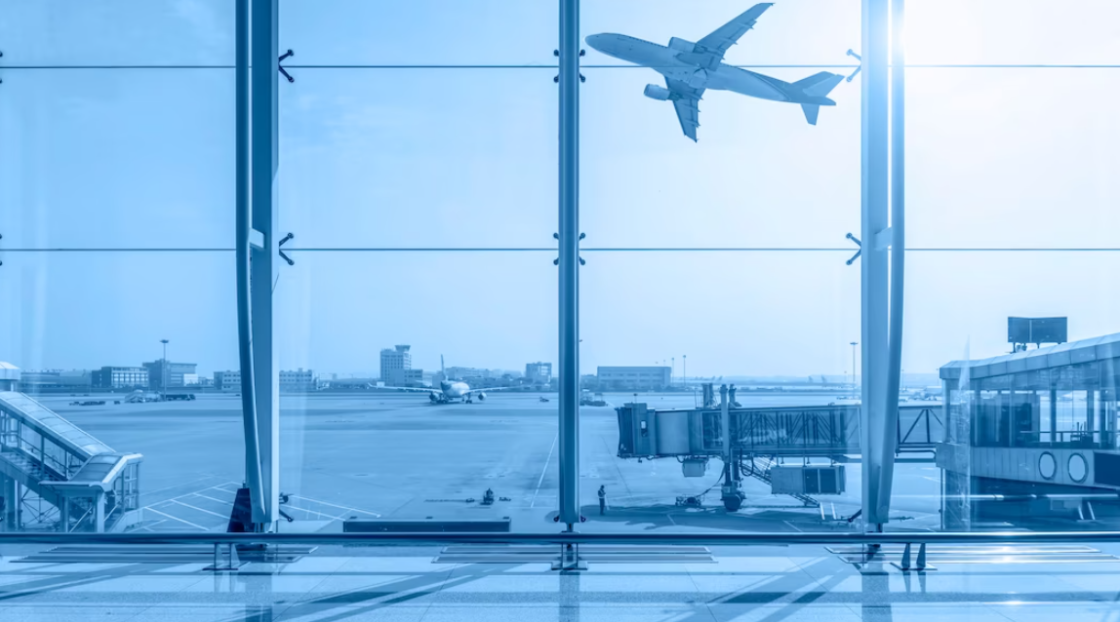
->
[3, 530, 1120, 546]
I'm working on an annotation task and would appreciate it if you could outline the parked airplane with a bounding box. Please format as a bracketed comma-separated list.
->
[586, 3, 844, 141]
[379, 356, 516, 404]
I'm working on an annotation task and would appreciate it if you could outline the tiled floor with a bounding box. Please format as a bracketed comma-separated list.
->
[3, 544, 1120, 621]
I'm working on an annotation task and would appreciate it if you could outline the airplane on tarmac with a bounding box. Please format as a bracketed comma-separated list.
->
[379, 356, 516, 404]
[585, 3, 845, 141]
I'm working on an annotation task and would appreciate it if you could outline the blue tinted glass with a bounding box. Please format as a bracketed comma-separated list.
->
[0, 70, 234, 249]
[0, 0, 233, 66]
[280, 69, 556, 247]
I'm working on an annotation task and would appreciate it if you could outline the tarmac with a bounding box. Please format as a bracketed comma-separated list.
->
[35, 391, 946, 534]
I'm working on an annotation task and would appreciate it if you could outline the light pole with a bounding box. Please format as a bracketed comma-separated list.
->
[849, 341, 858, 401]
[160, 339, 170, 398]
[671, 356, 675, 388]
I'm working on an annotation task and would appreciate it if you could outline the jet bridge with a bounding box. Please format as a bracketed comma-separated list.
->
[0, 392, 142, 532]
[616, 392, 941, 510]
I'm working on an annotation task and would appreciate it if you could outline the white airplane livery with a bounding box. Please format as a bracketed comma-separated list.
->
[586, 3, 844, 141]
[380, 356, 515, 404]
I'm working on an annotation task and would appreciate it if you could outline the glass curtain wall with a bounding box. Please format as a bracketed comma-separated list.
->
[896, 0, 1120, 531]
[276, 1, 561, 532]
[579, 0, 863, 532]
[0, 1, 240, 533]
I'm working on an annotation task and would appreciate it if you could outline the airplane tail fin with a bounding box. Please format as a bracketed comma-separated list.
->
[440, 355, 446, 378]
[792, 71, 844, 125]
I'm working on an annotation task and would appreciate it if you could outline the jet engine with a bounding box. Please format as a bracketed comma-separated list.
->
[429, 392, 440, 403]
[477, 392, 487, 401]
[643, 84, 671, 101]
[668, 37, 696, 53]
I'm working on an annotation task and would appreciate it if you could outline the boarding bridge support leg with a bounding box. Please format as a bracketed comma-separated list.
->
[234, 0, 280, 531]
[719, 385, 744, 512]
[1, 476, 14, 530]
[860, 0, 905, 531]
[557, 0, 582, 531]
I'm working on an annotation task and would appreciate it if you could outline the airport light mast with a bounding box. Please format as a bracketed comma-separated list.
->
[849, 341, 858, 401]
[160, 339, 169, 399]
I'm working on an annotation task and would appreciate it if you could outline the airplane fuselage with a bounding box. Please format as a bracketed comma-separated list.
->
[587, 34, 795, 102]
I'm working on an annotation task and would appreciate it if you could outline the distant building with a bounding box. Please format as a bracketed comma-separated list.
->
[525, 362, 552, 384]
[597, 366, 672, 391]
[0, 362, 18, 391]
[280, 369, 316, 392]
[214, 370, 241, 391]
[446, 366, 489, 379]
[92, 366, 149, 389]
[380, 345, 412, 383]
[20, 370, 92, 390]
[387, 368, 424, 387]
[143, 360, 198, 390]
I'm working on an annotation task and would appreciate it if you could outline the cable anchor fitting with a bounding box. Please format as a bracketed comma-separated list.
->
[279, 49, 295, 83]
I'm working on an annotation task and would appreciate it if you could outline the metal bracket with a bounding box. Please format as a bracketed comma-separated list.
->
[845, 232, 862, 265]
[551, 543, 588, 572]
[278, 232, 295, 266]
[0, 232, 4, 267]
[553, 232, 586, 266]
[845, 49, 862, 83]
[278, 49, 295, 83]
[553, 49, 586, 83]
[204, 542, 244, 572]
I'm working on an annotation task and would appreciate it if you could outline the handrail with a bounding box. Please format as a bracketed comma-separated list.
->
[3, 530, 1120, 546]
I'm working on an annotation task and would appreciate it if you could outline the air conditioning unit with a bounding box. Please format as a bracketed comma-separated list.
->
[770, 465, 846, 495]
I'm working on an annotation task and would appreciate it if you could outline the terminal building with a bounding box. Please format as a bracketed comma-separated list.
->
[142, 360, 197, 390]
[525, 362, 552, 384]
[597, 366, 672, 391]
[379, 345, 412, 383]
[19, 370, 92, 391]
[213, 370, 241, 391]
[91, 366, 149, 389]
[280, 369, 316, 392]
[0, 362, 18, 391]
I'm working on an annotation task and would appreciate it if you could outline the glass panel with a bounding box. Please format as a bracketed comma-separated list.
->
[0, 0, 233, 66]
[583, 67, 859, 247]
[582, 1, 860, 247]
[0, 70, 234, 249]
[276, 251, 558, 532]
[899, 251, 1120, 532]
[909, 68, 1120, 248]
[580, 252, 863, 531]
[280, 0, 557, 66]
[907, 0, 1120, 65]
[280, 69, 556, 247]
[0, 251, 239, 533]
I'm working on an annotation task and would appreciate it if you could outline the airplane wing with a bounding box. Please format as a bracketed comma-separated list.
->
[696, 3, 774, 60]
[665, 78, 704, 142]
[462, 386, 520, 395]
[372, 386, 439, 393]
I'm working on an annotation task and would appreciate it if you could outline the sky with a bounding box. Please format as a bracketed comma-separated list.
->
[1, 1, 1119, 379]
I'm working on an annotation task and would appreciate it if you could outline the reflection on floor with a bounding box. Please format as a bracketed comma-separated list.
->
[3, 543, 1120, 621]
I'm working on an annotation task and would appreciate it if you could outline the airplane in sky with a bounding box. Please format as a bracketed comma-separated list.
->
[585, 3, 845, 141]
[378, 356, 517, 404]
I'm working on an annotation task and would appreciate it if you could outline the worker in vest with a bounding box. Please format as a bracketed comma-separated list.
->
[598, 485, 606, 515]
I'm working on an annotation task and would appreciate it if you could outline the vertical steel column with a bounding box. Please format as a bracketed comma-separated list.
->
[860, 0, 892, 529]
[878, 0, 907, 522]
[235, 0, 267, 525]
[557, 0, 581, 529]
[250, 0, 280, 527]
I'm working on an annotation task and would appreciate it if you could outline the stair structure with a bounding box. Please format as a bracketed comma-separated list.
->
[0, 392, 142, 532]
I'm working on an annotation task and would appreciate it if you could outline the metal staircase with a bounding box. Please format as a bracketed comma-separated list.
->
[742, 456, 820, 508]
[0, 392, 142, 532]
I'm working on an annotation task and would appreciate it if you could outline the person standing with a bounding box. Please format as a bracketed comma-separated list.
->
[598, 485, 606, 515]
